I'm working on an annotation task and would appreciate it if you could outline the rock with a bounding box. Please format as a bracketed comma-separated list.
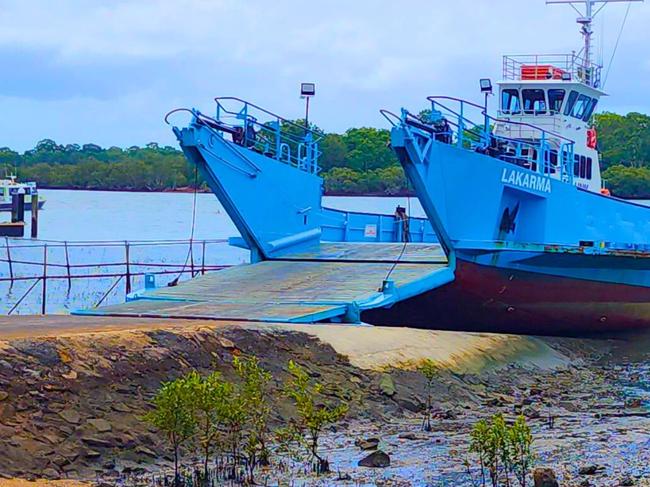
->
[522, 406, 540, 419]
[398, 432, 419, 440]
[135, 446, 157, 457]
[337, 472, 352, 481]
[87, 418, 112, 433]
[218, 337, 236, 349]
[397, 396, 422, 412]
[82, 436, 112, 448]
[42, 467, 60, 479]
[355, 437, 379, 450]
[0, 391, 8, 401]
[111, 403, 130, 413]
[62, 370, 78, 380]
[42, 433, 61, 445]
[379, 374, 396, 397]
[533, 467, 559, 487]
[578, 465, 602, 475]
[50, 455, 69, 467]
[58, 409, 81, 425]
[358, 450, 390, 468]
[0, 402, 16, 421]
[0, 424, 13, 438]
[12, 341, 61, 366]
[84, 449, 101, 459]
[619, 475, 634, 486]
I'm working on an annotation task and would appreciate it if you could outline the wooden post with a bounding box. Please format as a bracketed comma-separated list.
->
[10, 194, 19, 223]
[4, 237, 12, 282]
[64, 241, 72, 290]
[201, 240, 206, 275]
[30, 193, 39, 238]
[125, 241, 131, 296]
[41, 244, 47, 315]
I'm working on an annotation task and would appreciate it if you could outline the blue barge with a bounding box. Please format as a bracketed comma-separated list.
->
[80, 0, 650, 335]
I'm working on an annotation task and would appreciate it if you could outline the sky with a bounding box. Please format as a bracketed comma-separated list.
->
[1, 0, 649, 152]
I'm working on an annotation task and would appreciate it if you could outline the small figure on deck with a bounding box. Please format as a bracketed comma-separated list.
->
[394, 205, 410, 242]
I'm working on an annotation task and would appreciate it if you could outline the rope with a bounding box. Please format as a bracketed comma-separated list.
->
[168, 164, 200, 286]
[603, 2, 632, 88]
[382, 195, 412, 287]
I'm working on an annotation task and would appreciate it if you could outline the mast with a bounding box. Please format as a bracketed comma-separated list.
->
[546, 0, 643, 68]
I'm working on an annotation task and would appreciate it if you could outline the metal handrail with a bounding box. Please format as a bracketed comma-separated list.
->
[214, 96, 323, 139]
[402, 95, 576, 181]
[426, 95, 575, 145]
[212, 97, 322, 174]
[380, 109, 402, 127]
[502, 53, 602, 88]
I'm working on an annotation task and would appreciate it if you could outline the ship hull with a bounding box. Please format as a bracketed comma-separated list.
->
[386, 113, 650, 333]
[0, 200, 45, 213]
[363, 256, 650, 335]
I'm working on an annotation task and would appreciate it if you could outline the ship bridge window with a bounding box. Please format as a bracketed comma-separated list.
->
[573, 154, 593, 180]
[571, 94, 591, 120]
[582, 98, 598, 122]
[548, 89, 565, 114]
[501, 89, 521, 114]
[563, 90, 579, 116]
[522, 89, 547, 115]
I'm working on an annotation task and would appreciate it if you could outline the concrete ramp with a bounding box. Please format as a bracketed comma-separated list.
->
[75, 243, 453, 324]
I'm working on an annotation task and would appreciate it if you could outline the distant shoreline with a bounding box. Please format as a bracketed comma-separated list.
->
[38, 186, 417, 198]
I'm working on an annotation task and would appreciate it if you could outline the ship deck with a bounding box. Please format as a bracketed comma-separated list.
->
[74, 242, 452, 323]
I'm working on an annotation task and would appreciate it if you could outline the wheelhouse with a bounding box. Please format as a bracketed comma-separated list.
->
[495, 54, 606, 193]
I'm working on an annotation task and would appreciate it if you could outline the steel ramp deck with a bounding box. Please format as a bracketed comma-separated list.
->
[75, 243, 452, 323]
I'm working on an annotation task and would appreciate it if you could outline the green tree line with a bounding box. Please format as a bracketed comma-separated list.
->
[0, 127, 407, 195]
[3, 111, 650, 197]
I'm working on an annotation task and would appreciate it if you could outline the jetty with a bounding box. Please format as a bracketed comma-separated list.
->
[75, 242, 448, 323]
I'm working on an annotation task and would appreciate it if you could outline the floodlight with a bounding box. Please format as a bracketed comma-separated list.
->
[301, 83, 316, 97]
[479, 78, 493, 94]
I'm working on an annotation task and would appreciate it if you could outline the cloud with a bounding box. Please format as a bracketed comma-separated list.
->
[0, 0, 649, 150]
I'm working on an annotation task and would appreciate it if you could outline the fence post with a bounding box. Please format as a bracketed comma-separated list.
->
[201, 240, 206, 275]
[31, 193, 39, 238]
[41, 244, 47, 315]
[64, 241, 72, 290]
[125, 241, 132, 296]
[5, 237, 13, 282]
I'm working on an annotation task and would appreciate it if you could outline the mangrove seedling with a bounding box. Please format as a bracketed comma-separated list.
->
[417, 358, 438, 432]
[509, 415, 534, 487]
[466, 413, 535, 487]
[185, 370, 233, 484]
[144, 376, 197, 485]
[233, 355, 273, 484]
[280, 360, 348, 475]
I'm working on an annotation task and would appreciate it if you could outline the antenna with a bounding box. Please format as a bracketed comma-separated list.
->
[546, 0, 643, 68]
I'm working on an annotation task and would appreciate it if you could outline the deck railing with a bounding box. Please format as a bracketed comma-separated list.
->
[502, 53, 602, 89]
[213, 97, 322, 174]
[0, 238, 232, 315]
[388, 96, 576, 183]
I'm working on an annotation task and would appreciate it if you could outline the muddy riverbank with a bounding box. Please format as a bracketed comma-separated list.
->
[0, 316, 648, 485]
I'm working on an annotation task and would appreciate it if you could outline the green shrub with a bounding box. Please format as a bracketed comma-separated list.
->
[417, 359, 439, 432]
[144, 376, 197, 484]
[466, 413, 535, 487]
[278, 360, 348, 474]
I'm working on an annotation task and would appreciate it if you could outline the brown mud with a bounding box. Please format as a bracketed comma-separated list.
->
[0, 316, 648, 485]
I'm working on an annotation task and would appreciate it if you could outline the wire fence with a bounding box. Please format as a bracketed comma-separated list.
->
[0, 237, 235, 315]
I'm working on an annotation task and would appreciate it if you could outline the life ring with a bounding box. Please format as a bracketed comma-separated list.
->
[600, 188, 611, 196]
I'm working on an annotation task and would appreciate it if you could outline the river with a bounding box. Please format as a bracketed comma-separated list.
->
[0, 189, 425, 314]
